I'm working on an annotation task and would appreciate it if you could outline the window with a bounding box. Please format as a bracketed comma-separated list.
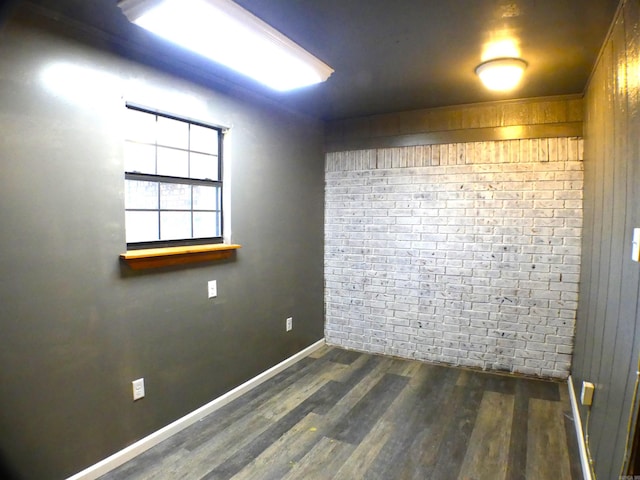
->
[124, 104, 224, 249]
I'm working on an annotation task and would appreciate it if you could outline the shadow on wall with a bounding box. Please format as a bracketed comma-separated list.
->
[0, 452, 20, 480]
[0, 0, 19, 28]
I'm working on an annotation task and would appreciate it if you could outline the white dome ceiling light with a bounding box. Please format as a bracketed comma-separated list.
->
[475, 57, 528, 91]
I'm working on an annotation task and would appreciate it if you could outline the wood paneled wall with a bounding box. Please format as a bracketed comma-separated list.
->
[326, 95, 583, 152]
[573, 1, 640, 478]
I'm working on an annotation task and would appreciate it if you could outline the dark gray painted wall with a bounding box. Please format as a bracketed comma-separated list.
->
[0, 6, 324, 480]
[573, 1, 640, 478]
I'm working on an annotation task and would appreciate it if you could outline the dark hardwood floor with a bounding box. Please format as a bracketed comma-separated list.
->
[100, 346, 582, 480]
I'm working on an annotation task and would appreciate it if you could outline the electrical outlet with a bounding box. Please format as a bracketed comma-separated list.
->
[286, 317, 293, 332]
[132, 378, 145, 401]
[208, 280, 217, 299]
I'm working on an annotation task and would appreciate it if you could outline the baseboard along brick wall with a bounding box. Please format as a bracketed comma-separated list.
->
[324, 138, 583, 379]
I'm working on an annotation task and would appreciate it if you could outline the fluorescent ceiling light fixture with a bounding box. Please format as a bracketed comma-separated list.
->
[118, 0, 334, 91]
[475, 57, 527, 92]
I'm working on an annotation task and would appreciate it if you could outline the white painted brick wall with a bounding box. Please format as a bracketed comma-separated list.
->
[324, 138, 583, 379]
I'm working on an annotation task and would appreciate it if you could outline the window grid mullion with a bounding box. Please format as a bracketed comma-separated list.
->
[188, 124, 194, 238]
[155, 115, 161, 241]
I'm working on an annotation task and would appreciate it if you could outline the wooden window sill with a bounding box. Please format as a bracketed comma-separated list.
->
[120, 244, 241, 270]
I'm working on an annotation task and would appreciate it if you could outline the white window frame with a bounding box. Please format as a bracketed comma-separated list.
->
[123, 103, 226, 249]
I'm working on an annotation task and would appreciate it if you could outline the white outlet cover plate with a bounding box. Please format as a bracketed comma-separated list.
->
[208, 280, 217, 298]
[132, 378, 145, 400]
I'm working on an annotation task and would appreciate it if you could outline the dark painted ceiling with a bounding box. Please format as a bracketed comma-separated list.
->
[15, 0, 620, 120]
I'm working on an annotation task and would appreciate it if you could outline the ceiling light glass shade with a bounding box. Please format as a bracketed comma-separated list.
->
[475, 57, 527, 91]
[118, 0, 334, 91]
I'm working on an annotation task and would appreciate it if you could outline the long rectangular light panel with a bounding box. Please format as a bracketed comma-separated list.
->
[118, 0, 334, 91]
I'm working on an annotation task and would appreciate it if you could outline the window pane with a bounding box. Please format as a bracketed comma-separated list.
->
[157, 147, 188, 178]
[193, 212, 220, 238]
[193, 185, 218, 210]
[157, 116, 188, 149]
[160, 183, 191, 210]
[126, 211, 159, 243]
[160, 212, 191, 240]
[190, 152, 218, 180]
[190, 125, 218, 154]
[124, 141, 156, 174]
[126, 109, 156, 144]
[125, 180, 158, 209]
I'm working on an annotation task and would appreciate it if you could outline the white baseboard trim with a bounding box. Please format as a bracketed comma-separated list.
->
[568, 375, 592, 480]
[67, 339, 326, 480]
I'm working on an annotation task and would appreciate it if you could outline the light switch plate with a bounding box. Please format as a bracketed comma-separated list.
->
[581, 381, 594, 406]
[632, 228, 640, 262]
[132, 378, 145, 401]
[208, 280, 217, 298]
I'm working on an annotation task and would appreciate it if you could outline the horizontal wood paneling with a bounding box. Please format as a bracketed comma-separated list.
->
[573, 0, 640, 478]
[326, 95, 583, 152]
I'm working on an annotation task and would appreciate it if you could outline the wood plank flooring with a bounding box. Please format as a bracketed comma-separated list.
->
[100, 346, 582, 480]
